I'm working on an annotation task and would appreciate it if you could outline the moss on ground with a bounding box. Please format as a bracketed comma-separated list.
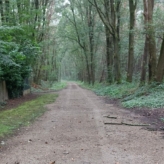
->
[0, 93, 58, 138]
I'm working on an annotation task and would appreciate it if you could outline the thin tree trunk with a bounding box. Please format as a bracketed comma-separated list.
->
[104, 0, 113, 83]
[99, 68, 105, 83]
[0, 0, 4, 23]
[105, 27, 113, 83]
[113, 35, 121, 83]
[88, 4, 95, 85]
[84, 51, 91, 84]
[33, 0, 39, 38]
[17, 0, 22, 23]
[5, 0, 10, 23]
[140, 36, 149, 85]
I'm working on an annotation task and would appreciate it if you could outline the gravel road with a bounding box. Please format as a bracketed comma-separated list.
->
[0, 82, 164, 164]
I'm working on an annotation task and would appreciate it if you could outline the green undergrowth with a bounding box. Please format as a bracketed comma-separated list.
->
[79, 81, 137, 98]
[50, 81, 67, 90]
[122, 84, 164, 108]
[79, 82, 164, 109]
[0, 93, 58, 138]
[31, 81, 67, 92]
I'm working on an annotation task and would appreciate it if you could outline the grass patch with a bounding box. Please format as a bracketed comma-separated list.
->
[0, 93, 58, 138]
[31, 81, 67, 93]
[50, 81, 67, 91]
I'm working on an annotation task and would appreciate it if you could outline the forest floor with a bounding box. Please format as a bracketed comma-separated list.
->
[0, 82, 164, 164]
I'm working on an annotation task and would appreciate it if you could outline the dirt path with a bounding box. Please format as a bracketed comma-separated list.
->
[0, 82, 164, 164]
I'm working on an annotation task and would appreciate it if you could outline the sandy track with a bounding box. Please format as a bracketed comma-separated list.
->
[0, 82, 164, 164]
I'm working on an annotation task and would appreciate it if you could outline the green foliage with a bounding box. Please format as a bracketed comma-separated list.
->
[31, 81, 67, 93]
[80, 82, 164, 109]
[0, 67, 3, 77]
[0, 26, 39, 98]
[122, 84, 164, 108]
[0, 0, 59, 98]
[0, 26, 24, 41]
[0, 93, 58, 138]
[80, 82, 137, 99]
[50, 81, 67, 90]
[94, 83, 136, 98]
[48, 71, 58, 81]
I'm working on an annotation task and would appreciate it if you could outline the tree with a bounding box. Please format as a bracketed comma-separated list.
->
[57, 0, 101, 84]
[127, 0, 137, 82]
[156, 35, 164, 83]
[90, 0, 122, 83]
[140, 0, 157, 84]
[0, 0, 59, 97]
[0, 26, 37, 98]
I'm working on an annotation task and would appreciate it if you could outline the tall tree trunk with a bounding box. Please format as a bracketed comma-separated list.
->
[140, 36, 149, 85]
[113, 34, 121, 83]
[127, 0, 137, 82]
[92, 0, 122, 83]
[0, 0, 4, 23]
[33, 0, 39, 38]
[88, 4, 95, 85]
[5, 0, 10, 23]
[38, 0, 49, 42]
[104, 0, 113, 83]
[147, 0, 157, 81]
[17, 0, 22, 23]
[141, 0, 156, 84]
[105, 27, 113, 83]
[156, 35, 164, 83]
[112, 0, 121, 83]
[84, 51, 91, 84]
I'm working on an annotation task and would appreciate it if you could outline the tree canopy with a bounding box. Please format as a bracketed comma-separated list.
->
[1, 0, 164, 98]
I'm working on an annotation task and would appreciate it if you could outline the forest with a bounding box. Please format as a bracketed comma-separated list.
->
[1, 1, 164, 162]
[0, 0, 164, 108]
